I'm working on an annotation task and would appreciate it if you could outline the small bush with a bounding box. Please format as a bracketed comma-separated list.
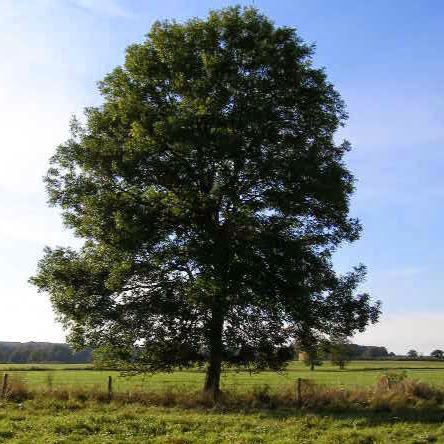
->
[2, 375, 31, 402]
[251, 384, 272, 404]
[45, 372, 54, 391]
[403, 380, 443, 403]
[376, 371, 407, 389]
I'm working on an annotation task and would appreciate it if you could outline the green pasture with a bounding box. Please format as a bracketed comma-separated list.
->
[2, 361, 444, 443]
[1, 399, 444, 444]
[2, 360, 444, 393]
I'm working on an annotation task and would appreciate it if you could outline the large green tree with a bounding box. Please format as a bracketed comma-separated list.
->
[30, 6, 380, 398]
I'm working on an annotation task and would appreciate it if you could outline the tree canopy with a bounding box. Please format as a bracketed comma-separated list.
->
[431, 349, 444, 359]
[407, 350, 419, 358]
[30, 6, 380, 398]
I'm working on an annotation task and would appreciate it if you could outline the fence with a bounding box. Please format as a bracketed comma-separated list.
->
[0, 372, 301, 391]
[2, 364, 444, 399]
[0, 370, 309, 403]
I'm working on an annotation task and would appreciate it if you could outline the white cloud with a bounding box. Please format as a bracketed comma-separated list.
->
[69, 0, 135, 18]
[0, 206, 74, 246]
[353, 313, 444, 355]
[0, 286, 65, 343]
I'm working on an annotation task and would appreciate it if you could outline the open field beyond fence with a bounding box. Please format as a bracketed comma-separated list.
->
[2, 360, 444, 393]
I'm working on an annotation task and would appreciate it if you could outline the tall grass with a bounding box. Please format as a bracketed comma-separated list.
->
[0, 373, 29, 402]
[1, 371, 444, 412]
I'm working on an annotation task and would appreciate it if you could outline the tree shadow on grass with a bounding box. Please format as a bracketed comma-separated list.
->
[234, 404, 444, 425]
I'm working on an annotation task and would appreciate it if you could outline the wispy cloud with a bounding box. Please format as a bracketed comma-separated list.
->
[69, 0, 135, 19]
[373, 266, 427, 279]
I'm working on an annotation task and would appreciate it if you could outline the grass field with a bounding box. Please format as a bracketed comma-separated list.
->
[2, 361, 444, 443]
[1, 398, 444, 443]
[2, 360, 444, 393]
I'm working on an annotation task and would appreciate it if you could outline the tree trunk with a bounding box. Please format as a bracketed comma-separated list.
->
[310, 362, 314, 371]
[203, 308, 224, 401]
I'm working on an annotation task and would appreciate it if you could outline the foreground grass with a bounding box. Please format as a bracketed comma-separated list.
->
[1, 373, 444, 443]
[1, 397, 444, 444]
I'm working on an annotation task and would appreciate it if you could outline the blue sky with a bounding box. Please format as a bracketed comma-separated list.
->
[1, 0, 443, 354]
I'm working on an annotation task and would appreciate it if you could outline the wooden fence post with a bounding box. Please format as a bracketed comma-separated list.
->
[1, 373, 8, 398]
[296, 377, 302, 407]
[107, 376, 113, 400]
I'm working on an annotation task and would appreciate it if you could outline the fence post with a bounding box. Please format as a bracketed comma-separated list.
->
[296, 377, 302, 407]
[107, 376, 113, 400]
[1, 373, 8, 398]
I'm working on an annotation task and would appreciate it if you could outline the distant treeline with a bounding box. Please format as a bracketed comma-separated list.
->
[347, 344, 390, 359]
[0, 341, 407, 364]
[0, 342, 92, 363]
[295, 343, 391, 360]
